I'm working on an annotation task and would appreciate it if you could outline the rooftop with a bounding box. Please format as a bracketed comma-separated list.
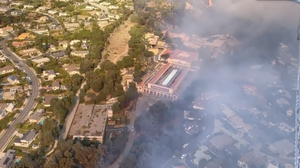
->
[205, 161, 221, 168]
[239, 152, 264, 168]
[269, 139, 294, 155]
[28, 109, 44, 121]
[168, 49, 198, 63]
[69, 104, 107, 138]
[44, 95, 58, 106]
[210, 134, 234, 150]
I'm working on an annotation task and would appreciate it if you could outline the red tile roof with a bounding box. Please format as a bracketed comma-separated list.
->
[168, 49, 198, 63]
[149, 63, 171, 84]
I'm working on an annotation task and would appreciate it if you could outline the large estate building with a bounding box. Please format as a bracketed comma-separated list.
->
[138, 49, 198, 100]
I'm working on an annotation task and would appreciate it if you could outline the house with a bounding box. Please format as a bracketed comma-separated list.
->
[31, 29, 49, 35]
[51, 81, 60, 90]
[85, 5, 94, 10]
[261, 114, 278, 127]
[23, 5, 34, 9]
[0, 103, 14, 120]
[278, 122, 294, 133]
[63, 22, 80, 30]
[49, 24, 62, 30]
[19, 48, 41, 57]
[0, 26, 13, 35]
[35, 6, 47, 12]
[0, 6, 10, 13]
[70, 50, 89, 57]
[173, 166, 186, 168]
[276, 98, 289, 108]
[268, 139, 294, 156]
[210, 134, 233, 150]
[10, 2, 22, 6]
[58, 12, 67, 17]
[224, 145, 239, 156]
[0, 66, 14, 75]
[38, 16, 48, 23]
[201, 91, 220, 100]
[14, 130, 38, 147]
[49, 51, 66, 59]
[32, 57, 50, 65]
[15, 33, 33, 40]
[267, 163, 278, 168]
[205, 161, 221, 168]
[10, 10, 23, 16]
[7, 75, 20, 85]
[44, 95, 57, 107]
[48, 9, 57, 15]
[0, 149, 15, 168]
[12, 41, 28, 48]
[243, 85, 258, 96]
[193, 98, 205, 110]
[64, 64, 80, 76]
[58, 41, 68, 48]
[42, 70, 56, 80]
[3, 86, 22, 100]
[0, 56, 6, 62]
[28, 109, 45, 123]
[238, 152, 265, 168]
[193, 145, 212, 167]
[285, 109, 293, 116]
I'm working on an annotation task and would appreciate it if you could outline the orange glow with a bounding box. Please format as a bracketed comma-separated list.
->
[208, 0, 212, 6]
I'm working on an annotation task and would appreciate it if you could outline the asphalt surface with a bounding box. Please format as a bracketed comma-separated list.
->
[0, 36, 39, 151]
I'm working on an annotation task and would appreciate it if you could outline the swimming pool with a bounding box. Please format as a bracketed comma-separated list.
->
[39, 119, 45, 125]
[14, 158, 21, 163]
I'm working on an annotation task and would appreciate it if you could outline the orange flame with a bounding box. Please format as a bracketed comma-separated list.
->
[208, 0, 212, 6]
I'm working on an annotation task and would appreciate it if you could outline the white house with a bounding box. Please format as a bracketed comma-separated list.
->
[23, 5, 34, 9]
[59, 12, 68, 17]
[32, 57, 50, 64]
[31, 29, 49, 35]
[85, 5, 94, 10]
[48, 9, 57, 15]
[42, 70, 56, 80]
[70, 50, 89, 57]
[14, 130, 38, 148]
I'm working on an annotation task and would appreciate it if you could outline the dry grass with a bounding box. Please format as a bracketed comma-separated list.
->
[103, 19, 135, 63]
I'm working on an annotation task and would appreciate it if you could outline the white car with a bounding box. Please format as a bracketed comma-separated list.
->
[181, 154, 187, 159]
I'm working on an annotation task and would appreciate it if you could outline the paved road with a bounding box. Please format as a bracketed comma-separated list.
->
[0, 36, 39, 152]
[108, 97, 149, 168]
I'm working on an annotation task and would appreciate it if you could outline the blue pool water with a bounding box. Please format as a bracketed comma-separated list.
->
[39, 119, 45, 125]
[14, 159, 21, 163]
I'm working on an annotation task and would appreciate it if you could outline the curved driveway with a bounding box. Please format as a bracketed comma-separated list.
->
[0, 36, 39, 151]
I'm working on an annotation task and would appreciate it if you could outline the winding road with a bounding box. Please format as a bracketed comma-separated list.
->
[0, 35, 39, 152]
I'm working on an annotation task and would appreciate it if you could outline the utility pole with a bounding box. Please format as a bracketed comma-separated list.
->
[295, 18, 300, 168]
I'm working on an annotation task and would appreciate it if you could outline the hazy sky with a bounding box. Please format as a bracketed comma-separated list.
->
[181, 0, 300, 45]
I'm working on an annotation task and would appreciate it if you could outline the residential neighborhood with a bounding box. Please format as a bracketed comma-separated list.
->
[0, 0, 297, 168]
